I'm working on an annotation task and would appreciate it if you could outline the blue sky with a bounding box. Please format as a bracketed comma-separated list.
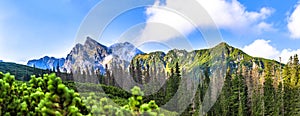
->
[0, 0, 300, 64]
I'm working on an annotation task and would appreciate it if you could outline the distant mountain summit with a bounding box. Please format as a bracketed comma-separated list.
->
[26, 37, 144, 73]
[63, 37, 110, 73]
[109, 42, 144, 62]
[62, 37, 144, 73]
[27, 56, 65, 70]
[0, 60, 2, 62]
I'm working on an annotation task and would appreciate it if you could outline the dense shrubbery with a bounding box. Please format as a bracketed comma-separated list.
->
[82, 86, 166, 116]
[0, 72, 89, 115]
[0, 72, 174, 116]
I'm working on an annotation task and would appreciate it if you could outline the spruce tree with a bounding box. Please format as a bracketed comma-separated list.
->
[263, 63, 276, 115]
[135, 59, 143, 84]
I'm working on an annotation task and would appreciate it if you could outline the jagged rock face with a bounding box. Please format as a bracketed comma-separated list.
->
[27, 56, 65, 70]
[109, 42, 143, 62]
[63, 37, 111, 73]
[63, 37, 144, 74]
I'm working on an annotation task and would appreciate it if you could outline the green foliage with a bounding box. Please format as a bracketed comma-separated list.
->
[0, 71, 175, 115]
[263, 63, 276, 116]
[82, 86, 172, 116]
[0, 72, 89, 115]
[3, 42, 300, 116]
[0, 62, 49, 81]
[0, 72, 21, 115]
[282, 55, 300, 116]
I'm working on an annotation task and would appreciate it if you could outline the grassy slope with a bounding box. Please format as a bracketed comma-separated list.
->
[133, 42, 283, 73]
[0, 62, 48, 80]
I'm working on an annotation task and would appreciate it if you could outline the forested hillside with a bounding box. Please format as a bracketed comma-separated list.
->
[0, 72, 177, 115]
[1, 42, 300, 115]
[0, 62, 50, 81]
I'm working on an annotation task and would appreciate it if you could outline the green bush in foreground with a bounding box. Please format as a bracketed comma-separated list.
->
[0, 72, 174, 116]
[0, 72, 88, 115]
[84, 86, 163, 116]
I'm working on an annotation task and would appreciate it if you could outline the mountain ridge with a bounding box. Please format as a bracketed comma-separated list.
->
[26, 37, 282, 77]
[62, 37, 144, 73]
[27, 56, 65, 70]
[132, 41, 282, 75]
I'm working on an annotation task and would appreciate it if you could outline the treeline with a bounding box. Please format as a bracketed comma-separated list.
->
[16, 54, 300, 115]
[120, 54, 300, 116]
[73, 58, 189, 113]
[205, 54, 300, 116]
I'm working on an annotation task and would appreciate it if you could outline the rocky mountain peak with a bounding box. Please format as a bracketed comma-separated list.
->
[27, 56, 65, 70]
[63, 37, 144, 74]
[109, 42, 143, 60]
[84, 37, 108, 50]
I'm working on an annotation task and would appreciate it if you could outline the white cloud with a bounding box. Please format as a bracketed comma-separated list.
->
[139, 0, 275, 43]
[288, 3, 300, 39]
[138, 0, 196, 43]
[280, 49, 300, 63]
[242, 39, 280, 60]
[256, 22, 276, 33]
[197, 0, 274, 32]
[242, 39, 300, 63]
[145, 2, 195, 35]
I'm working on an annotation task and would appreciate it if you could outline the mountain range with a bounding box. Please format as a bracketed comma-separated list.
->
[27, 37, 144, 73]
[127, 42, 281, 82]
[27, 56, 65, 70]
[26, 37, 281, 78]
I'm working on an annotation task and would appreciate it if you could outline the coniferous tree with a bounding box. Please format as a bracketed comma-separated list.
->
[135, 59, 143, 84]
[130, 60, 135, 83]
[145, 64, 150, 84]
[52, 66, 56, 73]
[96, 68, 103, 84]
[33, 64, 37, 76]
[263, 62, 276, 115]
[293, 54, 300, 86]
[56, 62, 60, 77]
[105, 64, 110, 85]
[166, 67, 175, 100]
[282, 55, 300, 115]
[291, 55, 300, 115]
[174, 62, 181, 91]
[229, 72, 240, 116]
[219, 68, 232, 116]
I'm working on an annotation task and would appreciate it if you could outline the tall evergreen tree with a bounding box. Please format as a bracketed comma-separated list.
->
[105, 64, 110, 86]
[130, 60, 136, 83]
[56, 62, 60, 77]
[135, 59, 143, 84]
[263, 62, 276, 115]
[144, 64, 150, 84]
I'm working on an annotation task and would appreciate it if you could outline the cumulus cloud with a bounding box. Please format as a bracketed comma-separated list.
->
[139, 0, 275, 43]
[288, 3, 300, 39]
[138, 0, 196, 43]
[242, 39, 280, 60]
[197, 0, 274, 32]
[242, 39, 300, 63]
[280, 49, 300, 63]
